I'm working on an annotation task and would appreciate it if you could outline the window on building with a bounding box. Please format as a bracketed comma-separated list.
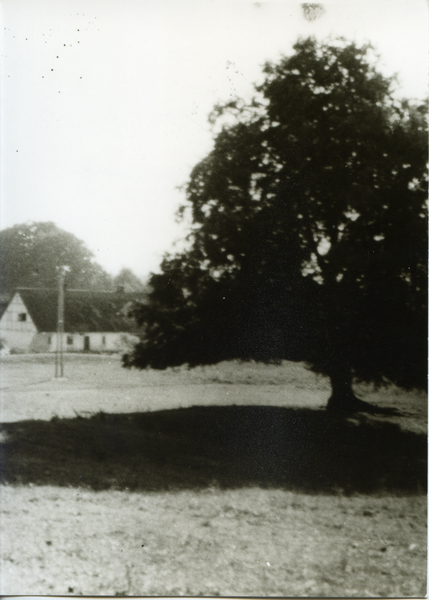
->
[47, 336, 52, 344]
[18, 313, 27, 322]
[67, 335, 73, 345]
[102, 336, 106, 345]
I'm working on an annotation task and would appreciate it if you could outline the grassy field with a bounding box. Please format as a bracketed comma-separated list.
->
[0, 354, 427, 596]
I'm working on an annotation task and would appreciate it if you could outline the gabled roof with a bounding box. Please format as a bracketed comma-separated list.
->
[14, 288, 147, 333]
[0, 294, 13, 319]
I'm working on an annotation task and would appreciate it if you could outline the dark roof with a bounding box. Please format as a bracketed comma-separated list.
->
[0, 293, 13, 319]
[15, 288, 147, 333]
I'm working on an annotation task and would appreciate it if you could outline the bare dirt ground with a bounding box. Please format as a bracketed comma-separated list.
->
[0, 354, 427, 596]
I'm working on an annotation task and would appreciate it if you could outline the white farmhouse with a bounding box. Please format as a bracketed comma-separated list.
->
[0, 288, 146, 354]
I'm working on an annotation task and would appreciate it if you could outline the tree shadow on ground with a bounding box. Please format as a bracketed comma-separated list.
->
[0, 405, 426, 494]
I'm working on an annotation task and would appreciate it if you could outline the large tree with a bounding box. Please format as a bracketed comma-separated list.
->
[0, 221, 113, 292]
[125, 37, 428, 411]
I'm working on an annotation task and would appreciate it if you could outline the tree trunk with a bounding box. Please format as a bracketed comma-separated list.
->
[326, 367, 370, 413]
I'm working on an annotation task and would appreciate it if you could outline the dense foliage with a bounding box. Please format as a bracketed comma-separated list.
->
[125, 38, 428, 409]
[0, 221, 113, 292]
[113, 268, 146, 292]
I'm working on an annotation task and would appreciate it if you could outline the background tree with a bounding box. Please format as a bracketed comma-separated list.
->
[125, 37, 428, 411]
[113, 268, 147, 292]
[0, 221, 113, 292]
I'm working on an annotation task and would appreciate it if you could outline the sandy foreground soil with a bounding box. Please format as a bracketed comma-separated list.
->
[0, 355, 427, 596]
[1, 485, 426, 597]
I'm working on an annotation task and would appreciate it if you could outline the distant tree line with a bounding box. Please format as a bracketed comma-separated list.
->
[0, 221, 146, 294]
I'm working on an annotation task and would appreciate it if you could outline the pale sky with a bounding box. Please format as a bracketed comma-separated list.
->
[1, 0, 427, 279]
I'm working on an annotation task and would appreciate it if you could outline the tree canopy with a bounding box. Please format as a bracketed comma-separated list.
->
[0, 221, 113, 292]
[113, 268, 147, 293]
[125, 37, 428, 410]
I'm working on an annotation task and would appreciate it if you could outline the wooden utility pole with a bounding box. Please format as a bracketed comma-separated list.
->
[55, 268, 65, 378]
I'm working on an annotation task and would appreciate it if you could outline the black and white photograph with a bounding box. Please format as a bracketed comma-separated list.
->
[0, 0, 427, 596]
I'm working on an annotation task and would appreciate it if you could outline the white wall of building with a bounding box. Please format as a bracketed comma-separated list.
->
[0, 293, 38, 352]
[40, 332, 139, 353]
